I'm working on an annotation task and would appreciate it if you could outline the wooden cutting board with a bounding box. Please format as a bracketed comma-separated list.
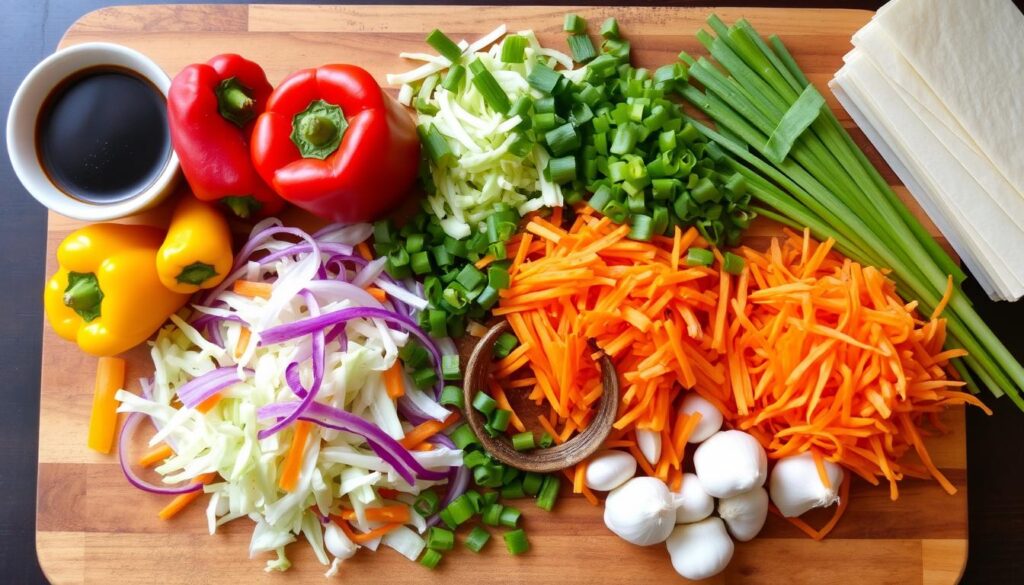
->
[37, 5, 967, 584]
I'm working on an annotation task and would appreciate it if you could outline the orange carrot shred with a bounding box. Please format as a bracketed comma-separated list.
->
[234, 326, 251, 359]
[139, 443, 174, 468]
[356, 242, 374, 261]
[400, 411, 461, 450]
[383, 363, 406, 399]
[158, 473, 217, 520]
[233, 280, 272, 299]
[279, 421, 312, 492]
[366, 286, 388, 303]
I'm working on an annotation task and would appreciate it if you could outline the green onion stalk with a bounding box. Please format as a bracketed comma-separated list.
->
[677, 15, 1024, 408]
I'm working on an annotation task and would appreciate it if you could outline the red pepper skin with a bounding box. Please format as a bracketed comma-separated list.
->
[167, 54, 284, 217]
[250, 65, 420, 223]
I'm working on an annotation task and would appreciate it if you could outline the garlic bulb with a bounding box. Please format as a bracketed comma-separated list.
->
[324, 522, 358, 560]
[585, 450, 637, 492]
[679, 394, 724, 444]
[603, 477, 678, 546]
[718, 487, 768, 542]
[665, 517, 735, 580]
[636, 429, 662, 465]
[769, 452, 844, 517]
[693, 430, 767, 498]
[674, 473, 713, 524]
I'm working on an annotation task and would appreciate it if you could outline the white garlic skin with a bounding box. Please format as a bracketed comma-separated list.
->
[693, 430, 768, 498]
[603, 477, 678, 546]
[769, 452, 844, 517]
[585, 450, 637, 492]
[324, 522, 358, 560]
[674, 473, 714, 524]
[718, 487, 769, 542]
[679, 394, 724, 444]
[665, 517, 735, 581]
[636, 429, 662, 465]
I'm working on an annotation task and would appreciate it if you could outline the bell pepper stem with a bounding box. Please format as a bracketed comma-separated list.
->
[291, 99, 348, 160]
[215, 77, 256, 126]
[64, 272, 103, 323]
[221, 195, 261, 218]
[176, 262, 219, 286]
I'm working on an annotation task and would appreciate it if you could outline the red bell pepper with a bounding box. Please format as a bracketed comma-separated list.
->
[250, 65, 420, 223]
[168, 54, 284, 218]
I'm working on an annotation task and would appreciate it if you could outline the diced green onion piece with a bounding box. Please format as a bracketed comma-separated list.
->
[427, 309, 447, 338]
[414, 490, 440, 517]
[441, 354, 461, 380]
[628, 214, 654, 241]
[568, 34, 597, 63]
[522, 472, 544, 496]
[501, 34, 527, 63]
[418, 124, 454, 167]
[450, 424, 479, 450]
[489, 408, 511, 432]
[547, 156, 577, 184]
[441, 64, 466, 92]
[536, 476, 561, 511]
[499, 506, 522, 528]
[475, 285, 499, 310]
[501, 465, 520, 485]
[526, 63, 561, 94]
[405, 233, 425, 253]
[474, 464, 498, 487]
[504, 529, 529, 555]
[400, 342, 429, 369]
[511, 431, 535, 451]
[438, 507, 457, 530]
[501, 481, 525, 501]
[493, 332, 519, 359]
[600, 17, 620, 39]
[723, 251, 746, 275]
[420, 548, 443, 569]
[563, 13, 586, 33]
[538, 432, 554, 448]
[410, 250, 432, 275]
[465, 526, 491, 553]
[426, 29, 463, 63]
[487, 265, 510, 290]
[609, 123, 638, 155]
[482, 503, 503, 526]
[685, 248, 714, 267]
[465, 489, 483, 513]
[463, 450, 489, 469]
[482, 491, 500, 507]
[426, 526, 455, 551]
[439, 384, 464, 409]
[468, 58, 510, 113]
[472, 392, 497, 415]
[445, 494, 475, 525]
[545, 123, 580, 157]
[412, 367, 437, 390]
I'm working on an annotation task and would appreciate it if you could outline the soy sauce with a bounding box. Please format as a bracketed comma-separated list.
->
[36, 66, 171, 204]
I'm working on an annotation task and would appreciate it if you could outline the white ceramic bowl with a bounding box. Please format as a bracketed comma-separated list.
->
[7, 42, 179, 221]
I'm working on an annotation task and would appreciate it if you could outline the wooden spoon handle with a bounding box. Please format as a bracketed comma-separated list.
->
[463, 321, 618, 473]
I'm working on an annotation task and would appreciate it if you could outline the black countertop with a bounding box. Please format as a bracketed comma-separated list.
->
[1, 2, 1021, 583]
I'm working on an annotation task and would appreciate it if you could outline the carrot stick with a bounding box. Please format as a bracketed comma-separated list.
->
[158, 473, 217, 520]
[399, 411, 460, 450]
[234, 326, 251, 359]
[279, 421, 312, 492]
[196, 393, 223, 413]
[88, 357, 125, 454]
[139, 443, 174, 468]
[336, 519, 401, 543]
[383, 363, 406, 399]
[233, 280, 272, 299]
[338, 505, 410, 524]
[366, 286, 388, 303]
[356, 242, 374, 262]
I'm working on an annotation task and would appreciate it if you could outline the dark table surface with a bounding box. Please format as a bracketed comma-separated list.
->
[2, 1, 1023, 583]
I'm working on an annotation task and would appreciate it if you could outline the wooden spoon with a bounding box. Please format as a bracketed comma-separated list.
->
[462, 321, 618, 473]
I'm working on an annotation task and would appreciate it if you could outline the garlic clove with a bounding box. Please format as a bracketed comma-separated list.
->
[693, 430, 768, 498]
[665, 517, 735, 581]
[673, 473, 714, 524]
[769, 452, 844, 517]
[585, 450, 637, 492]
[718, 487, 769, 542]
[636, 429, 662, 465]
[604, 477, 677, 546]
[679, 394, 724, 444]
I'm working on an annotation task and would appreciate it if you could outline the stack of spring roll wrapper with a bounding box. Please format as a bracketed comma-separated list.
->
[830, 0, 1024, 301]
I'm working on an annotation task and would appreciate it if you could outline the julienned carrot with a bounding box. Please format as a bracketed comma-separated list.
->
[88, 357, 126, 454]
[399, 411, 460, 449]
[720, 229, 989, 500]
[338, 505, 410, 524]
[139, 443, 174, 468]
[366, 286, 388, 303]
[235, 326, 251, 359]
[233, 279, 273, 299]
[356, 242, 374, 262]
[279, 421, 313, 492]
[336, 518, 401, 543]
[196, 393, 223, 413]
[158, 472, 217, 520]
[383, 363, 406, 399]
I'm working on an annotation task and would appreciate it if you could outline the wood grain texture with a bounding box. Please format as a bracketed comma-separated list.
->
[38, 5, 966, 584]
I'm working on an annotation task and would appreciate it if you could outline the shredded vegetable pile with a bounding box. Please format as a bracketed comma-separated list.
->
[115, 220, 469, 573]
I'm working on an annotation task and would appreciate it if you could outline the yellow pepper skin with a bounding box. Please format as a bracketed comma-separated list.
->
[157, 196, 233, 293]
[45, 224, 190, 357]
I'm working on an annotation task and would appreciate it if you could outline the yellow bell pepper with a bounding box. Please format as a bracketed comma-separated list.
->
[157, 196, 233, 293]
[45, 224, 190, 357]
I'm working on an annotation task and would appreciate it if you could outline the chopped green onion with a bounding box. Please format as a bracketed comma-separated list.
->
[420, 548, 443, 569]
[473, 464, 499, 487]
[482, 491, 500, 507]
[628, 214, 654, 242]
[426, 29, 463, 63]
[439, 385, 464, 409]
[450, 424, 479, 450]
[499, 506, 522, 528]
[522, 472, 544, 496]
[426, 526, 455, 551]
[463, 450, 489, 469]
[482, 503, 503, 526]
[465, 490, 483, 513]
[538, 432, 554, 448]
[465, 526, 491, 553]
[600, 17, 620, 39]
[487, 266, 510, 290]
[511, 431, 535, 451]
[400, 342, 429, 369]
[568, 34, 597, 63]
[536, 475, 560, 511]
[438, 508, 457, 530]
[441, 64, 466, 92]
[493, 332, 519, 359]
[416, 124, 453, 168]
[723, 251, 746, 275]
[501, 465, 520, 485]
[445, 494, 475, 525]
[489, 408, 511, 432]
[410, 250, 432, 275]
[441, 354, 461, 380]
[468, 58, 510, 114]
[504, 529, 529, 555]
[501, 34, 527, 63]
[414, 490, 440, 517]
[563, 13, 586, 33]
[426, 309, 447, 338]
[526, 64, 561, 94]
[501, 481, 525, 500]
[547, 156, 577, 184]
[545, 123, 580, 157]
[685, 248, 714, 267]
[472, 392, 497, 416]
[412, 367, 438, 390]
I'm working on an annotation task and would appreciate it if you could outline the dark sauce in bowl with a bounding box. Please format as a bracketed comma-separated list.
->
[36, 66, 171, 204]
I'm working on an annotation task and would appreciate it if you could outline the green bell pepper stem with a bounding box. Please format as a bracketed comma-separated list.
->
[63, 272, 103, 323]
[215, 77, 256, 126]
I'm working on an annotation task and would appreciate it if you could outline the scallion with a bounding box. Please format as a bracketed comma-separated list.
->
[426, 29, 463, 62]
[504, 529, 529, 555]
[465, 526, 491, 553]
[420, 548, 443, 569]
[511, 431, 535, 451]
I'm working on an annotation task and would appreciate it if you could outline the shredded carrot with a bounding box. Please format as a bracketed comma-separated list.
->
[196, 393, 223, 413]
[399, 411, 461, 450]
[139, 443, 174, 468]
[233, 279, 272, 299]
[366, 286, 388, 303]
[336, 519, 401, 543]
[383, 363, 406, 399]
[338, 505, 410, 524]
[234, 326, 251, 359]
[475, 255, 496, 269]
[279, 421, 312, 492]
[88, 356, 126, 454]
[157, 472, 216, 520]
[356, 242, 374, 261]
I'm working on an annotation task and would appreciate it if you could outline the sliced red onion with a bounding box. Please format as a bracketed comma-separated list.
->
[351, 257, 387, 289]
[259, 242, 355, 267]
[397, 397, 432, 426]
[258, 290, 326, 439]
[178, 367, 250, 409]
[313, 223, 373, 246]
[258, 402, 447, 485]
[258, 307, 443, 398]
[374, 279, 428, 311]
[118, 412, 207, 495]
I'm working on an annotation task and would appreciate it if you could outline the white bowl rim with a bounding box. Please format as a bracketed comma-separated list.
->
[6, 42, 179, 222]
